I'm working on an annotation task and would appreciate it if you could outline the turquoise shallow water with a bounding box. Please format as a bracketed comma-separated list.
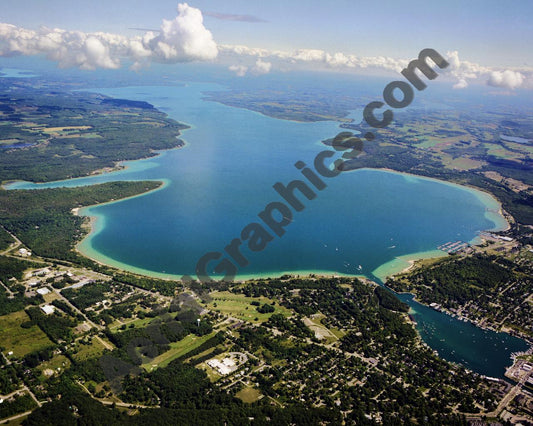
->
[7, 82, 529, 377]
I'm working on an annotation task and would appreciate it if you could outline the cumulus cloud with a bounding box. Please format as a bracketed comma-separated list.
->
[291, 49, 326, 62]
[147, 3, 217, 63]
[220, 44, 274, 58]
[228, 60, 271, 76]
[453, 79, 468, 89]
[252, 59, 271, 75]
[221, 44, 531, 91]
[443, 50, 491, 89]
[487, 70, 524, 90]
[443, 50, 531, 91]
[1, 5, 530, 92]
[229, 64, 248, 76]
[220, 44, 407, 73]
[0, 3, 217, 70]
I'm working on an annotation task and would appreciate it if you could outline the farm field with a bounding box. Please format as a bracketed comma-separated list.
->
[207, 291, 291, 323]
[0, 310, 53, 358]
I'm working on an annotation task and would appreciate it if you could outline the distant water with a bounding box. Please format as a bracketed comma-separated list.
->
[500, 134, 531, 144]
[400, 295, 528, 378]
[7, 82, 529, 377]
[0, 142, 37, 150]
[0, 68, 38, 78]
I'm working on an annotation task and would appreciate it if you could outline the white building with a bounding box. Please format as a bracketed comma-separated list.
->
[207, 358, 237, 375]
[41, 305, 55, 315]
[18, 248, 31, 257]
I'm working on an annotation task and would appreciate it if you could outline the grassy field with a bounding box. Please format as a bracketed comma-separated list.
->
[444, 157, 485, 171]
[484, 143, 521, 160]
[37, 354, 71, 377]
[142, 332, 217, 371]
[72, 336, 108, 362]
[0, 310, 53, 358]
[208, 291, 291, 323]
[236, 387, 262, 403]
[108, 315, 155, 331]
[42, 292, 60, 304]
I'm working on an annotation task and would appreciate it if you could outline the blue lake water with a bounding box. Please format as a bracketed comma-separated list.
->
[0, 68, 39, 78]
[7, 82, 529, 377]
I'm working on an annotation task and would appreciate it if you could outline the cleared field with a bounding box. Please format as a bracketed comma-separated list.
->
[236, 387, 262, 403]
[484, 143, 521, 160]
[42, 126, 92, 133]
[0, 310, 53, 358]
[72, 337, 107, 362]
[303, 315, 338, 344]
[416, 137, 446, 149]
[37, 354, 71, 377]
[109, 315, 154, 331]
[143, 332, 216, 371]
[42, 292, 60, 304]
[444, 157, 485, 171]
[208, 291, 291, 323]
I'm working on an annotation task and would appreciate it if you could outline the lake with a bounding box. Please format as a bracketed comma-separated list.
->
[7, 80, 529, 377]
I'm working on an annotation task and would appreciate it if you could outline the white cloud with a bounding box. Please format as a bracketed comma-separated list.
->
[251, 59, 271, 75]
[145, 3, 217, 63]
[220, 44, 408, 73]
[229, 64, 248, 77]
[221, 44, 531, 90]
[443, 51, 530, 90]
[453, 79, 468, 89]
[443, 50, 490, 89]
[228, 59, 271, 76]
[219, 44, 273, 58]
[487, 70, 524, 90]
[0, 3, 217, 70]
[1, 7, 530, 92]
[291, 49, 326, 62]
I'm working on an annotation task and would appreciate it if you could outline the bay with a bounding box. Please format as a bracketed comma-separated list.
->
[8, 81, 529, 377]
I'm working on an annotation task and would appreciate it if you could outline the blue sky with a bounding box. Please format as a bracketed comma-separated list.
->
[2, 0, 532, 66]
[1, 1, 532, 89]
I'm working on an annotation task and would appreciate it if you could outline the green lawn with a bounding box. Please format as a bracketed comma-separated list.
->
[109, 315, 155, 331]
[208, 291, 291, 323]
[0, 310, 53, 358]
[236, 387, 262, 403]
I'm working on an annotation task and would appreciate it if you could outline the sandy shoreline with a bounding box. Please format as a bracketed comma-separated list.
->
[69, 164, 509, 284]
[359, 167, 510, 232]
[371, 250, 448, 283]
